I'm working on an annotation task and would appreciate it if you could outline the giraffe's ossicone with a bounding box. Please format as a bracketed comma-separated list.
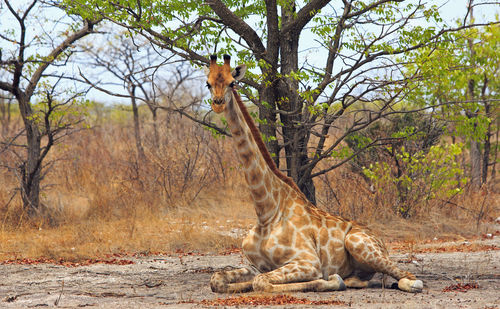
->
[204, 54, 423, 294]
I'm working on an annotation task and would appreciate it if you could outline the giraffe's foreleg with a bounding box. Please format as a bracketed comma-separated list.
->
[252, 262, 346, 293]
[345, 231, 423, 293]
[210, 266, 257, 293]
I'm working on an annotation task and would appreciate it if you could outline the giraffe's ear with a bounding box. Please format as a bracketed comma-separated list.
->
[203, 66, 210, 77]
[232, 64, 247, 81]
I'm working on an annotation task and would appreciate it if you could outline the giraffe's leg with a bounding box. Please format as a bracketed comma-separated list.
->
[252, 262, 346, 293]
[343, 275, 372, 288]
[210, 266, 258, 293]
[345, 231, 423, 293]
[344, 268, 375, 288]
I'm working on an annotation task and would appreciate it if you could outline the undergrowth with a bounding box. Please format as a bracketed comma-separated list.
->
[0, 111, 498, 261]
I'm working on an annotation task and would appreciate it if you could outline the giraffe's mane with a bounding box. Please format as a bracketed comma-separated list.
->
[232, 89, 307, 200]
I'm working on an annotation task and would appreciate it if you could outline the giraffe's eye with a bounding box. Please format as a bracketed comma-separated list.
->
[206, 82, 211, 89]
[229, 81, 235, 88]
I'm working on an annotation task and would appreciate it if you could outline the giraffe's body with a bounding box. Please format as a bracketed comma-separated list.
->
[204, 55, 423, 293]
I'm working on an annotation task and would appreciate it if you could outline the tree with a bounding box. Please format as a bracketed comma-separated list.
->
[345, 110, 444, 178]
[63, 0, 499, 204]
[79, 29, 167, 158]
[0, 0, 100, 218]
[78, 31, 206, 150]
[404, 20, 499, 187]
[342, 109, 451, 217]
[0, 91, 14, 136]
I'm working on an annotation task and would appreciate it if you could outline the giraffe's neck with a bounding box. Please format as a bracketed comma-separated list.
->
[224, 90, 295, 226]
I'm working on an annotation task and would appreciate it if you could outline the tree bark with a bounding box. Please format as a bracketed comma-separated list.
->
[259, 88, 280, 166]
[22, 125, 42, 217]
[481, 78, 491, 185]
[277, 3, 316, 204]
[16, 94, 42, 217]
[0, 97, 12, 136]
[259, 0, 280, 167]
[129, 84, 146, 160]
[466, 79, 482, 188]
[467, 81, 482, 187]
[491, 121, 498, 182]
[466, 0, 483, 188]
[151, 108, 159, 147]
[470, 139, 482, 187]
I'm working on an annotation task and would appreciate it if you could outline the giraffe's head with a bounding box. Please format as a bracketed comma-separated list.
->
[204, 54, 246, 113]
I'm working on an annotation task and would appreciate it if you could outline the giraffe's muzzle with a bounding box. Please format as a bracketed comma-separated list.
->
[213, 98, 224, 105]
[211, 98, 226, 113]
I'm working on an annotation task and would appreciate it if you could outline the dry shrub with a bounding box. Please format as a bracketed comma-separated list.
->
[315, 163, 499, 241]
[316, 168, 388, 221]
[0, 106, 498, 261]
[38, 112, 241, 221]
[0, 108, 255, 260]
[143, 120, 228, 207]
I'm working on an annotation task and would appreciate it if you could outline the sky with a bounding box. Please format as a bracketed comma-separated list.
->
[438, 0, 498, 23]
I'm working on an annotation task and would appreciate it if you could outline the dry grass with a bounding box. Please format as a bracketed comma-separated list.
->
[0, 207, 248, 261]
[0, 109, 498, 262]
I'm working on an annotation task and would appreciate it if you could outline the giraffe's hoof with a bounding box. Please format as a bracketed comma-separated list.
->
[398, 278, 423, 293]
[410, 280, 423, 293]
[333, 274, 346, 291]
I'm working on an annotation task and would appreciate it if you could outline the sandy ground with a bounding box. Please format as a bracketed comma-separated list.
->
[1, 238, 499, 308]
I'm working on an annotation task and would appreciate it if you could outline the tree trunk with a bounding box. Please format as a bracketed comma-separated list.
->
[259, 86, 279, 166]
[466, 1, 483, 188]
[151, 108, 159, 147]
[482, 130, 491, 185]
[22, 126, 42, 217]
[469, 131, 482, 187]
[259, 0, 280, 168]
[481, 76, 491, 185]
[466, 79, 482, 188]
[17, 96, 42, 217]
[0, 97, 12, 136]
[469, 124, 483, 188]
[129, 84, 146, 160]
[491, 122, 498, 182]
[278, 4, 316, 204]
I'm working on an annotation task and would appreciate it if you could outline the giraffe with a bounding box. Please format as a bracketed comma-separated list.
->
[204, 54, 423, 294]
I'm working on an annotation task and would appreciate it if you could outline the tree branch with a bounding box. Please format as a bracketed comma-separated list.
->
[281, 0, 331, 34]
[345, 0, 405, 19]
[25, 18, 101, 98]
[0, 81, 14, 93]
[265, 0, 280, 69]
[206, 0, 266, 59]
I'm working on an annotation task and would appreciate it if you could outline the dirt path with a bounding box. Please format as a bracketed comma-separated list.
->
[1, 239, 499, 308]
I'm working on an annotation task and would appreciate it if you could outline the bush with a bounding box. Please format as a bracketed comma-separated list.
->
[363, 143, 467, 217]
